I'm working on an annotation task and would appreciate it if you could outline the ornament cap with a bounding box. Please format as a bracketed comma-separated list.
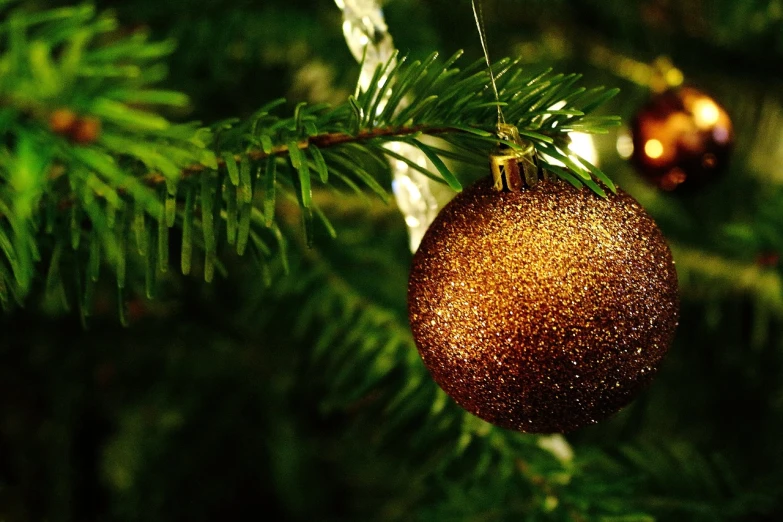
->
[491, 124, 538, 192]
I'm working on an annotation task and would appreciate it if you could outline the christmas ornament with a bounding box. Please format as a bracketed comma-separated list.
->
[49, 108, 78, 136]
[408, 177, 679, 433]
[48, 108, 101, 145]
[630, 86, 733, 191]
[70, 116, 102, 145]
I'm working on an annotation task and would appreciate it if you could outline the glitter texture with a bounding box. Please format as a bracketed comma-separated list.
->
[407, 177, 679, 433]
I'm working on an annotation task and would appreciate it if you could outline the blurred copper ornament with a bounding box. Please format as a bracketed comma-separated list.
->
[48, 108, 102, 145]
[70, 116, 102, 145]
[407, 177, 679, 433]
[630, 86, 733, 191]
[49, 108, 78, 137]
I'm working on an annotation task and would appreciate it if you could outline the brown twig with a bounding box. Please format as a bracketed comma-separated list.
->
[140, 124, 456, 186]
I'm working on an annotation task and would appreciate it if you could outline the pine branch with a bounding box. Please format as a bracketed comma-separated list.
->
[612, 441, 779, 520]
[140, 124, 460, 186]
[674, 245, 783, 312]
[0, 3, 621, 314]
[229, 205, 665, 520]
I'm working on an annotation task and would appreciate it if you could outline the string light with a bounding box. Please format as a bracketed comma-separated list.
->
[335, 0, 439, 252]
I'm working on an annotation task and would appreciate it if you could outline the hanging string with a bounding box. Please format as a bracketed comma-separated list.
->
[470, 1, 543, 190]
[472, 0, 505, 129]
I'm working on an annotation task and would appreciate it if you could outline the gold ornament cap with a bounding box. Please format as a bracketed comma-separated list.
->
[490, 124, 540, 192]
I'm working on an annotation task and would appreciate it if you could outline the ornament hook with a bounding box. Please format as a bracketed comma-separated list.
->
[472, 1, 542, 192]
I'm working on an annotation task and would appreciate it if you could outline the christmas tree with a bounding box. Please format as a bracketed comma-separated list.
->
[1, 0, 782, 520]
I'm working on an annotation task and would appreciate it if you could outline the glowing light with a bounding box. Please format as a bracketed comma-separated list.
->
[541, 132, 599, 169]
[538, 434, 574, 464]
[393, 176, 422, 202]
[692, 99, 720, 128]
[665, 68, 684, 87]
[568, 132, 598, 166]
[644, 139, 664, 159]
[616, 134, 634, 159]
[536, 103, 600, 169]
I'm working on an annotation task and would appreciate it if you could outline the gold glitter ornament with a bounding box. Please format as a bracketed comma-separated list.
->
[407, 177, 679, 433]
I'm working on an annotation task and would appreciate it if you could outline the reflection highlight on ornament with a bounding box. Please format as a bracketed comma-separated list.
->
[713, 126, 731, 144]
[692, 98, 720, 129]
[644, 139, 664, 159]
